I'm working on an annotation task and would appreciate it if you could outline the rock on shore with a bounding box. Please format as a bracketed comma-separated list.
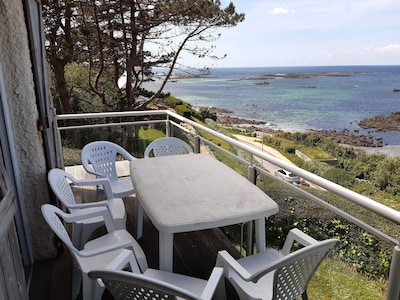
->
[359, 112, 400, 132]
[214, 109, 400, 148]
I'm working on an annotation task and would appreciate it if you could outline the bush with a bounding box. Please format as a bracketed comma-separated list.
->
[323, 168, 355, 187]
[373, 156, 400, 195]
[198, 107, 217, 121]
[175, 104, 192, 118]
[163, 96, 183, 108]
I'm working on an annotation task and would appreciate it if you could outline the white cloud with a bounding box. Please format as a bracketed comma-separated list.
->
[373, 44, 400, 54]
[185, 1, 400, 67]
[271, 7, 290, 15]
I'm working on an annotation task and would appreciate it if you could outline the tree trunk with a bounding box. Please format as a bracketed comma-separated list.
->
[51, 59, 78, 146]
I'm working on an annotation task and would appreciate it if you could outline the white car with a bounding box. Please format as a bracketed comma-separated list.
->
[274, 169, 301, 184]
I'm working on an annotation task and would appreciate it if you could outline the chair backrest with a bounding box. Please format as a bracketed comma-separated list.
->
[89, 269, 202, 300]
[144, 137, 193, 158]
[41, 204, 79, 255]
[48, 168, 78, 211]
[271, 239, 339, 299]
[81, 141, 134, 182]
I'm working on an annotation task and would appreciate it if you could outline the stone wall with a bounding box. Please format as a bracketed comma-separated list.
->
[0, 0, 56, 259]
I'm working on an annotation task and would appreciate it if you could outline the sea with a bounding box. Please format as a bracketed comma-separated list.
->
[163, 65, 400, 147]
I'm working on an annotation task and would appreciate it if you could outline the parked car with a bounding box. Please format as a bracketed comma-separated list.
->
[274, 168, 301, 184]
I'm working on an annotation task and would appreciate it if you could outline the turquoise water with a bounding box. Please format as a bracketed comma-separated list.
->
[164, 65, 400, 145]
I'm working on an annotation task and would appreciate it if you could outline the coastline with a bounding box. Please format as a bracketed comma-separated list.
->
[215, 112, 400, 157]
[162, 65, 400, 152]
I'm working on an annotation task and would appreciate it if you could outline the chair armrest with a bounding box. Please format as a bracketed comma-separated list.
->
[79, 239, 133, 257]
[105, 249, 141, 273]
[201, 267, 225, 300]
[130, 237, 149, 272]
[216, 251, 253, 280]
[81, 161, 108, 178]
[64, 200, 110, 210]
[71, 177, 114, 199]
[217, 250, 288, 283]
[62, 206, 116, 232]
[282, 228, 319, 255]
[118, 148, 137, 161]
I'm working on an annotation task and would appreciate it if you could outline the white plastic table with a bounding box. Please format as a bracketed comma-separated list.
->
[130, 154, 279, 271]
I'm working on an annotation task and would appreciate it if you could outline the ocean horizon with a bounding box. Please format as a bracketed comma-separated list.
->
[163, 65, 400, 146]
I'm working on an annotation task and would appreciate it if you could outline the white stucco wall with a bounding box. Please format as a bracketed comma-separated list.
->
[0, 0, 56, 259]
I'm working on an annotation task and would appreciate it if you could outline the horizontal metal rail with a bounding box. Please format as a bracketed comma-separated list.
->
[56, 109, 400, 299]
[55, 110, 400, 225]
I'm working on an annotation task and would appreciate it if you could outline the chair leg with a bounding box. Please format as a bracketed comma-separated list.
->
[72, 223, 83, 249]
[215, 275, 227, 300]
[82, 273, 105, 300]
[302, 290, 309, 300]
[72, 263, 82, 300]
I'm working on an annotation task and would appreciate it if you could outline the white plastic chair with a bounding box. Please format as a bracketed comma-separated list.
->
[48, 168, 127, 249]
[144, 137, 193, 158]
[41, 204, 147, 300]
[216, 228, 339, 300]
[81, 141, 136, 198]
[88, 265, 226, 300]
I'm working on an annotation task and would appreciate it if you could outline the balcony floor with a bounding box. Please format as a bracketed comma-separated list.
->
[29, 187, 241, 299]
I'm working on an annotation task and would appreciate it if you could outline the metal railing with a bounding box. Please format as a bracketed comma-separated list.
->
[55, 109, 400, 299]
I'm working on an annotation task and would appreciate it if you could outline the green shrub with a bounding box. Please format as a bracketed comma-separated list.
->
[323, 167, 355, 187]
[175, 104, 192, 118]
[373, 156, 400, 195]
[163, 96, 183, 108]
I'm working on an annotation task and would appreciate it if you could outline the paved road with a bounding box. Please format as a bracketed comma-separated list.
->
[234, 135, 318, 188]
[233, 134, 293, 174]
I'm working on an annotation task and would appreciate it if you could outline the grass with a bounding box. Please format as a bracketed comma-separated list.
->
[297, 146, 333, 160]
[62, 146, 82, 166]
[309, 258, 387, 299]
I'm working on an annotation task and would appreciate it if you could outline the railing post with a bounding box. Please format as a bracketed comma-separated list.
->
[248, 165, 257, 184]
[165, 113, 171, 137]
[387, 245, 400, 300]
[194, 135, 201, 154]
[54, 117, 65, 168]
[166, 119, 171, 137]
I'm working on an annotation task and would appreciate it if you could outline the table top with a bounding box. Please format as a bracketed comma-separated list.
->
[130, 154, 279, 233]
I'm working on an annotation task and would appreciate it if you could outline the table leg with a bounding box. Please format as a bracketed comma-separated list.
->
[159, 232, 174, 272]
[136, 201, 144, 239]
[254, 217, 266, 252]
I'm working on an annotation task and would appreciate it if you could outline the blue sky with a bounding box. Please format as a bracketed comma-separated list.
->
[184, 0, 400, 68]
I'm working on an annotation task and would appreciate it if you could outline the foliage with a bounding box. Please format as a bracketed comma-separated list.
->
[198, 107, 217, 122]
[323, 168, 355, 186]
[175, 104, 192, 118]
[296, 146, 332, 160]
[43, 0, 244, 115]
[306, 160, 331, 177]
[263, 135, 297, 153]
[258, 176, 393, 279]
[163, 96, 183, 108]
[138, 127, 166, 157]
[309, 258, 387, 300]
[264, 131, 400, 197]
[373, 156, 400, 195]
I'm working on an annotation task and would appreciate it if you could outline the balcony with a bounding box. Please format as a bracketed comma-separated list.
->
[32, 109, 400, 299]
